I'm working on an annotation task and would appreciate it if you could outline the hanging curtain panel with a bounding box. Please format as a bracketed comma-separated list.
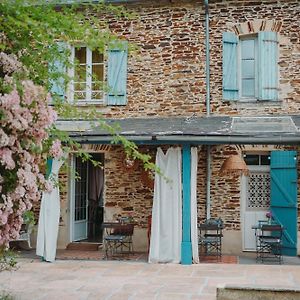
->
[36, 157, 65, 262]
[149, 147, 182, 263]
[191, 147, 199, 264]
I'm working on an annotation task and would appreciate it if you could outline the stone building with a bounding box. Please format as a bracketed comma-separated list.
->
[35, 0, 300, 264]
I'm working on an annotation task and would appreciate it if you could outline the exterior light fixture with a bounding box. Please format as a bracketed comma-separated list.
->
[219, 154, 249, 176]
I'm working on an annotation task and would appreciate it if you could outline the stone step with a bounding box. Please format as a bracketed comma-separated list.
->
[66, 242, 102, 251]
[217, 285, 300, 300]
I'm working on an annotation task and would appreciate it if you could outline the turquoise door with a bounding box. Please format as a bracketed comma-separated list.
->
[270, 151, 297, 256]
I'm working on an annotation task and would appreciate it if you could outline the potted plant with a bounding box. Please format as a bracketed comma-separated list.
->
[266, 211, 273, 224]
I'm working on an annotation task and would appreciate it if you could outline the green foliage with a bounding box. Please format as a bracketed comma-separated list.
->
[0, 0, 157, 179]
[22, 211, 35, 227]
[0, 0, 132, 88]
[0, 248, 18, 273]
[0, 291, 15, 300]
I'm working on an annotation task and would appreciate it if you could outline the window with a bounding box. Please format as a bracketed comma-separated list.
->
[49, 41, 128, 106]
[240, 36, 257, 99]
[72, 47, 104, 103]
[223, 31, 279, 102]
[243, 154, 270, 166]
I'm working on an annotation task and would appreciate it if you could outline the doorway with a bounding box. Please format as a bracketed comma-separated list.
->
[241, 153, 270, 251]
[70, 153, 105, 243]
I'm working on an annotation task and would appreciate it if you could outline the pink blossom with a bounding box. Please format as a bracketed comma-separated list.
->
[0, 52, 23, 74]
[0, 211, 9, 225]
[0, 88, 20, 109]
[0, 52, 64, 246]
[0, 128, 9, 147]
[0, 148, 15, 170]
[49, 140, 63, 158]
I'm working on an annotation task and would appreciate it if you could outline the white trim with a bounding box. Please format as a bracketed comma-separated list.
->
[69, 46, 105, 104]
[69, 154, 75, 242]
[241, 161, 270, 251]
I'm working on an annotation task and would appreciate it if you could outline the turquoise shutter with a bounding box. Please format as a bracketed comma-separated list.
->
[49, 42, 67, 102]
[107, 41, 128, 105]
[258, 32, 279, 101]
[270, 151, 297, 256]
[222, 32, 239, 101]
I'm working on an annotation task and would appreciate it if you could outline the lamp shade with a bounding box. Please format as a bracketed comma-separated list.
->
[219, 154, 249, 176]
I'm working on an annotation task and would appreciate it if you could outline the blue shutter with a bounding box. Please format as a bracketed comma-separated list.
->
[107, 41, 128, 105]
[49, 42, 67, 102]
[222, 32, 239, 101]
[258, 32, 279, 101]
[270, 151, 297, 256]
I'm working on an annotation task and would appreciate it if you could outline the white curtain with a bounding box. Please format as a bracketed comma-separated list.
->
[36, 157, 64, 262]
[149, 147, 182, 263]
[191, 147, 199, 263]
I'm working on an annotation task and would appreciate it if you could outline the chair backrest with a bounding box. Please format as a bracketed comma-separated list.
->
[261, 224, 283, 238]
[112, 223, 134, 236]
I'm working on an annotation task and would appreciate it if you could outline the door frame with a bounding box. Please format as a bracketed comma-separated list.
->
[241, 164, 270, 251]
[69, 154, 89, 242]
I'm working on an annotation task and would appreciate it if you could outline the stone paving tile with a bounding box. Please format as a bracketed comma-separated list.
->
[1, 258, 300, 300]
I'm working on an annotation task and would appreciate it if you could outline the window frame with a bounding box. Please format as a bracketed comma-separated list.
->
[68, 46, 105, 105]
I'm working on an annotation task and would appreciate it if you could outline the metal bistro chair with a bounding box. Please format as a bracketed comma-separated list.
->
[198, 218, 223, 259]
[102, 222, 134, 259]
[256, 223, 283, 264]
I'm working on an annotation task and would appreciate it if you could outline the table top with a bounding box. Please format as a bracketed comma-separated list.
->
[251, 222, 283, 230]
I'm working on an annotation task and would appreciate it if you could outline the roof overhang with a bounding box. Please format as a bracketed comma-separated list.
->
[55, 115, 300, 145]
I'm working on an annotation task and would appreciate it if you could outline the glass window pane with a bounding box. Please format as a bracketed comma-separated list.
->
[92, 81, 103, 91]
[261, 155, 271, 165]
[74, 82, 86, 91]
[92, 51, 103, 63]
[242, 79, 255, 97]
[241, 39, 255, 59]
[75, 65, 86, 81]
[75, 47, 86, 64]
[241, 60, 255, 78]
[92, 64, 104, 82]
[244, 154, 259, 165]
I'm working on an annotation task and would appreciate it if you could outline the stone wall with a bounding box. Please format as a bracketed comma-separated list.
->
[49, 0, 300, 252]
[79, 0, 300, 118]
[104, 146, 154, 228]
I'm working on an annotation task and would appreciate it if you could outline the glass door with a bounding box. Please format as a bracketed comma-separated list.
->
[73, 157, 88, 241]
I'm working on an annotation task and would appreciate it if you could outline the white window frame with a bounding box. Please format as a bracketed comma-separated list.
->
[238, 34, 258, 102]
[68, 46, 105, 105]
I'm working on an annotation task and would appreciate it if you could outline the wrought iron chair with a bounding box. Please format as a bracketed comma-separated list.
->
[256, 224, 283, 264]
[198, 218, 223, 259]
[102, 222, 134, 259]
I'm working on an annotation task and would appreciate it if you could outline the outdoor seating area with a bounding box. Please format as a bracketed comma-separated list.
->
[198, 218, 224, 260]
[253, 220, 284, 264]
[102, 218, 135, 259]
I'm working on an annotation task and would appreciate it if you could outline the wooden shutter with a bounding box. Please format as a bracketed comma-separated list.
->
[258, 31, 279, 101]
[270, 151, 297, 256]
[222, 32, 239, 101]
[107, 41, 128, 105]
[49, 42, 67, 102]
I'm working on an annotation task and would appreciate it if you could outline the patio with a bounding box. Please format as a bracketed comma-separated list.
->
[1, 255, 300, 300]
[15, 247, 300, 265]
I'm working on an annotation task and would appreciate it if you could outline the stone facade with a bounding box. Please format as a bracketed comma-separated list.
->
[50, 0, 300, 253]
[86, 0, 300, 118]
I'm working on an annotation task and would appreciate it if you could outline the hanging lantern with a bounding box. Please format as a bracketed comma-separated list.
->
[219, 154, 249, 176]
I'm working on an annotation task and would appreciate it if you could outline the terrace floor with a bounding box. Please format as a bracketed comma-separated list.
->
[1, 252, 300, 300]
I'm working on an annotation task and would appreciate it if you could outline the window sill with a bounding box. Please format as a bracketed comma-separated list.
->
[72, 100, 106, 106]
[228, 99, 282, 108]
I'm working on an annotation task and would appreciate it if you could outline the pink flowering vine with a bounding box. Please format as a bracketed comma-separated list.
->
[0, 52, 63, 247]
